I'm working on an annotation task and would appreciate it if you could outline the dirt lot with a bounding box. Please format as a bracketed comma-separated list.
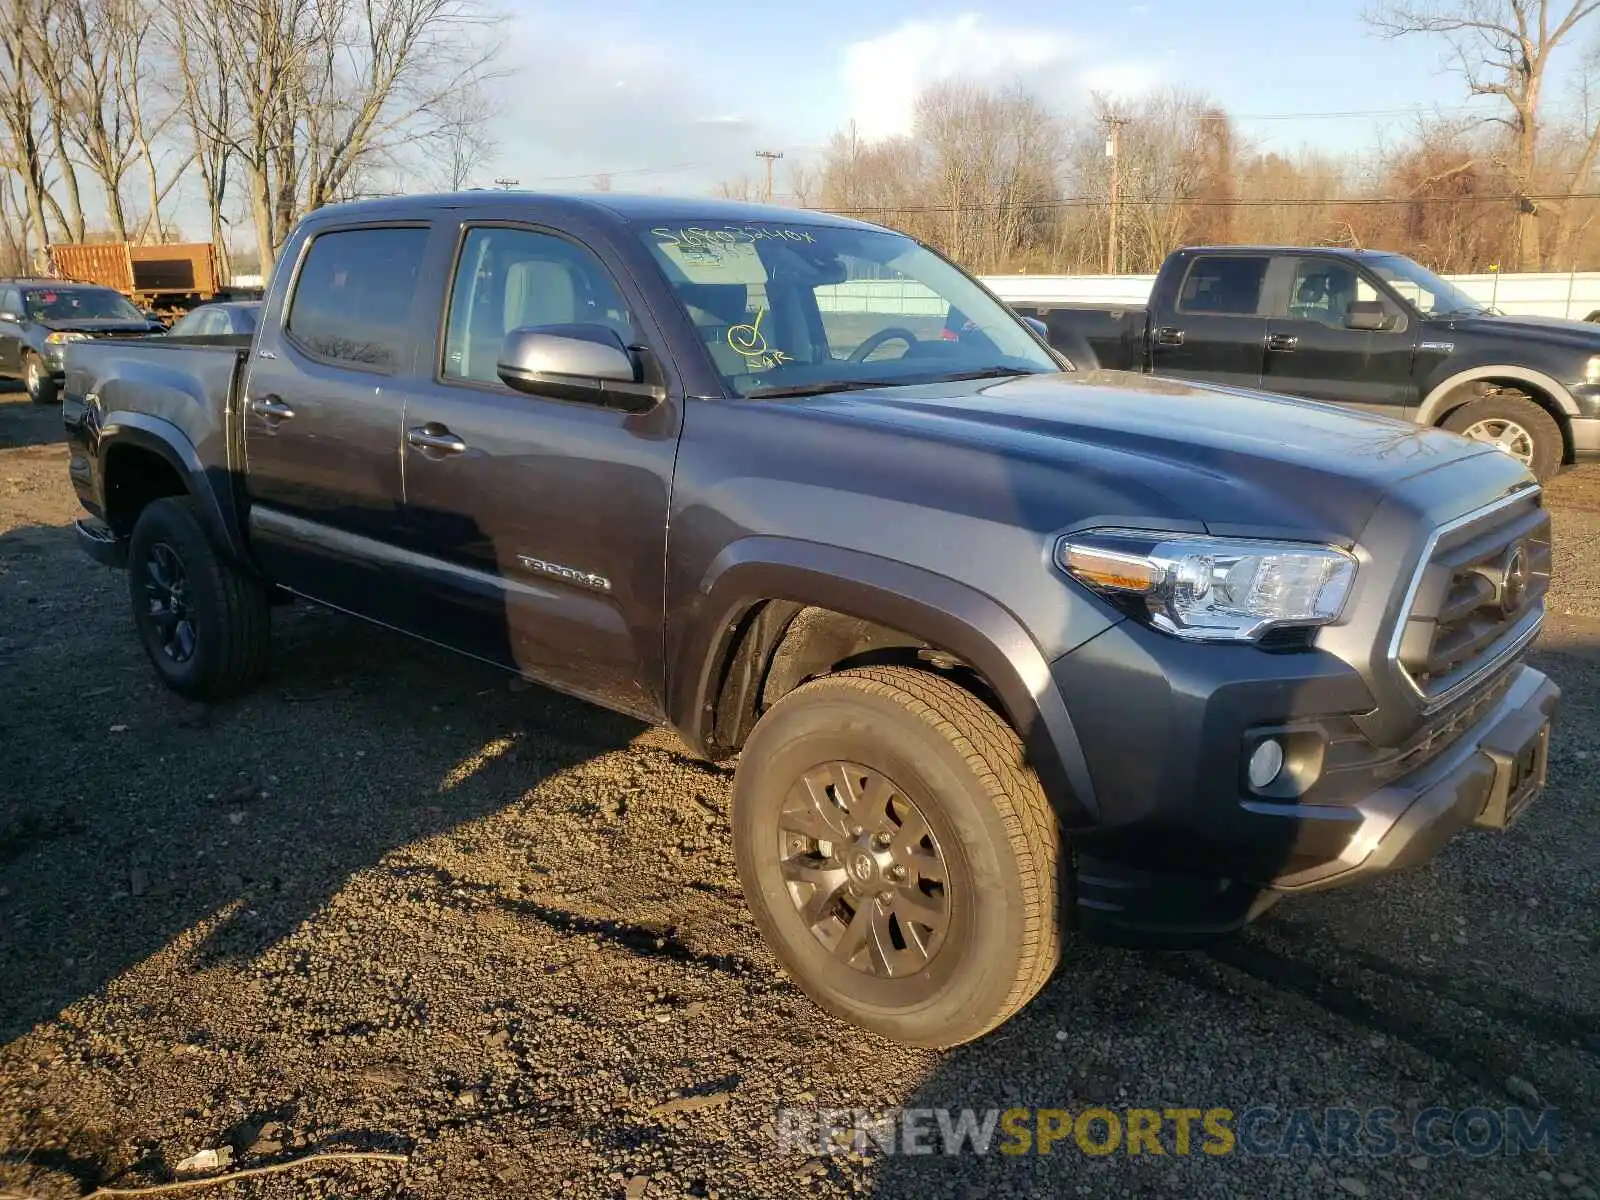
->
[1, 388, 1597, 1200]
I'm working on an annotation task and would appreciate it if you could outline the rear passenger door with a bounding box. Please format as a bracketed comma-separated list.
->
[242, 223, 431, 623]
[1148, 254, 1270, 390]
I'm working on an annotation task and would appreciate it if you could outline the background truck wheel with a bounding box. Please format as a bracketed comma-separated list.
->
[1441, 393, 1562, 482]
[24, 352, 57, 404]
[732, 665, 1062, 1047]
[127, 496, 271, 699]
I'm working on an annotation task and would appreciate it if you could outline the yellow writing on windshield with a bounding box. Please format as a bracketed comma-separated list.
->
[726, 308, 793, 371]
[652, 226, 818, 253]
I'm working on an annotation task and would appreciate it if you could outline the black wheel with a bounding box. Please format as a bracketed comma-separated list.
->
[732, 665, 1062, 1047]
[127, 496, 271, 699]
[1441, 393, 1563, 482]
[24, 352, 57, 404]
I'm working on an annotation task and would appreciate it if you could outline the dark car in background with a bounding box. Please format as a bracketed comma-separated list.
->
[1016, 245, 1600, 481]
[164, 301, 261, 339]
[0, 279, 164, 404]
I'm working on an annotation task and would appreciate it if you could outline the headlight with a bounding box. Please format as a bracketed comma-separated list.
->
[1585, 355, 1600, 385]
[44, 331, 91, 346]
[1056, 529, 1357, 642]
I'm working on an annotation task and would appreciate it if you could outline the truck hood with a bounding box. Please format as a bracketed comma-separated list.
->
[805, 370, 1526, 542]
[44, 318, 161, 336]
[1439, 312, 1600, 351]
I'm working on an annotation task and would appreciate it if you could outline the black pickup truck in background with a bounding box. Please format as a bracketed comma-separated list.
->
[1014, 245, 1600, 481]
[61, 195, 1560, 1047]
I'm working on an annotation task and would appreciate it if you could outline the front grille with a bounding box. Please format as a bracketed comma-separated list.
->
[1390, 489, 1549, 712]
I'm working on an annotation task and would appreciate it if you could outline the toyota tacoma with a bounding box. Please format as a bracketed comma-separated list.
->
[63, 195, 1560, 1046]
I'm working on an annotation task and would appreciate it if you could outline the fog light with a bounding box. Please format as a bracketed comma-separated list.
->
[1248, 739, 1285, 790]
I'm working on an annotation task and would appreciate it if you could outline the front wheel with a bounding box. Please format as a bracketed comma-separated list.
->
[127, 496, 271, 699]
[24, 352, 57, 404]
[1441, 393, 1563, 482]
[732, 666, 1062, 1047]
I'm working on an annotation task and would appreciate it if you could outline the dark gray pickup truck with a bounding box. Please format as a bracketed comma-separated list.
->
[63, 194, 1560, 1047]
[1016, 245, 1600, 482]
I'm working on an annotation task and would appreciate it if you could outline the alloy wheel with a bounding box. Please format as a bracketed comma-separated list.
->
[142, 542, 198, 663]
[775, 760, 951, 978]
[1461, 417, 1535, 466]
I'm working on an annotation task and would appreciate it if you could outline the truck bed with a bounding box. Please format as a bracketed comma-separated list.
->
[63, 336, 249, 524]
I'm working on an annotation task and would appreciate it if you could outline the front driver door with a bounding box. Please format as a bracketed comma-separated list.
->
[1261, 256, 1417, 415]
[395, 219, 684, 722]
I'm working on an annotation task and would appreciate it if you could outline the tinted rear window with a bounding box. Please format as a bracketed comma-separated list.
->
[286, 227, 429, 371]
[1177, 256, 1269, 316]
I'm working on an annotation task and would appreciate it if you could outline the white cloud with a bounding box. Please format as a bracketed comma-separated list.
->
[475, 10, 787, 193]
[841, 14, 1160, 141]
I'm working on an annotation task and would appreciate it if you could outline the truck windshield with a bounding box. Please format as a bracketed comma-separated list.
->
[634, 221, 1056, 397]
[1366, 256, 1486, 318]
[23, 287, 144, 322]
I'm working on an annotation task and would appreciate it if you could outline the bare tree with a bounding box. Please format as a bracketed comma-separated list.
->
[1367, 0, 1600, 268]
[167, 0, 235, 272]
[0, 0, 51, 261]
[428, 88, 496, 191]
[714, 173, 756, 201]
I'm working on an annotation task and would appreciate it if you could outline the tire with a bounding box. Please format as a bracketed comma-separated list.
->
[24, 352, 57, 405]
[126, 496, 271, 699]
[732, 665, 1062, 1047]
[1441, 393, 1563, 482]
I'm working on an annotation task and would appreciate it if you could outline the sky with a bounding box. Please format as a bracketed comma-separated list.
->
[470, 0, 1599, 199]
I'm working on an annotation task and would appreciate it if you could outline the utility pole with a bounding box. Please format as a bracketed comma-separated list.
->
[1102, 116, 1128, 275]
[756, 150, 784, 203]
[493, 177, 520, 191]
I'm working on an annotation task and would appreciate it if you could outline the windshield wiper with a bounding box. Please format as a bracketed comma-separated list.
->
[929, 367, 1038, 383]
[745, 380, 893, 399]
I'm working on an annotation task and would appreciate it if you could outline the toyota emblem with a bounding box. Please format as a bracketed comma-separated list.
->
[1501, 544, 1530, 616]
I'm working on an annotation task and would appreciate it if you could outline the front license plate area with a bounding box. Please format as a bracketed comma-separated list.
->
[1475, 721, 1551, 830]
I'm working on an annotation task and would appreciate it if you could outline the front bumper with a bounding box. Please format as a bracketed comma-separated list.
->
[1053, 618, 1559, 945]
[1569, 414, 1600, 456]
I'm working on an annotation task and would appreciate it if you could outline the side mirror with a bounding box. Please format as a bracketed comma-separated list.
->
[1022, 316, 1049, 339]
[496, 324, 662, 414]
[1344, 301, 1394, 332]
[0, 311, 19, 323]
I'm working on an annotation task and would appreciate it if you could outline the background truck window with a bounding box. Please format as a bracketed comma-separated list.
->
[1177, 256, 1270, 316]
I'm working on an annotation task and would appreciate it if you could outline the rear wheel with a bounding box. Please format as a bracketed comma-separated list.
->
[127, 496, 271, 699]
[732, 666, 1062, 1047]
[24, 352, 57, 404]
[1442, 393, 1562, 482]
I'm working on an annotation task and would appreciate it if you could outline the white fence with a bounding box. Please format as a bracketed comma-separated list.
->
[979, 271, 1600, 321]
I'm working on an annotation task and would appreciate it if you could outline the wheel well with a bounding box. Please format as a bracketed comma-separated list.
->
[103, 444, 188, 536]
[1431, 378, 1574, 464]
[705, 602, 1004, 757]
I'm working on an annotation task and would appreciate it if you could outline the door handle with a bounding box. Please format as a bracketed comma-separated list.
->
[249, 395, 295, 420]
[406, 425, 468, 455]
[1266, 333, 1299, 353]
[1153, 327, 1185, 347]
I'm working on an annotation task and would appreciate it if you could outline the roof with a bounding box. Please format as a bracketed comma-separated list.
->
[1179, 245, 1401, 258]
[305, 190, 884, 233]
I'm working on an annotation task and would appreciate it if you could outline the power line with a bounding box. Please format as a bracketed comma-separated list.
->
[822, 190, 1600, 216]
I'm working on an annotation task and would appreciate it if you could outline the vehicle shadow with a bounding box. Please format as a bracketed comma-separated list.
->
[861, 622, 1599, 1198]
[0, 387, 65, 449]
[0, 512, 648, 1046]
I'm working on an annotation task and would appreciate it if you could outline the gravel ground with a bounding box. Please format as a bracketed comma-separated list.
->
[1, 387, 1597, 1200]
